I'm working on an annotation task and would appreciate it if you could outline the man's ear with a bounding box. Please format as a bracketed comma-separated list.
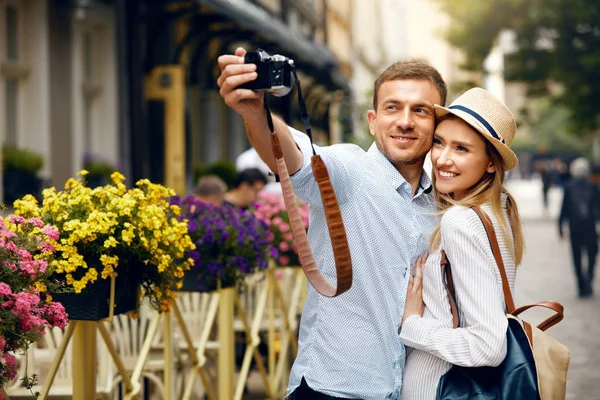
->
[367, 110, 377, 137]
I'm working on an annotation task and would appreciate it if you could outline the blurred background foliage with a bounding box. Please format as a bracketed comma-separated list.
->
[435, 0, 600, 136]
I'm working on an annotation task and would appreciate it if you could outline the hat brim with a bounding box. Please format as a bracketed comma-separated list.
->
[434, 105, 519, 171]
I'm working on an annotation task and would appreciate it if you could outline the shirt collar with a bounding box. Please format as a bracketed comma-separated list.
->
[367, 143, 407, 190]
[367, 143, 433, 196]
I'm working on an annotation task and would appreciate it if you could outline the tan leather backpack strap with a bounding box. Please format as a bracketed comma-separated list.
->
[470, 206, 516, 313]
[271, 133, 352, 297]
[512, 300, 565, 331]
[441, 251, 459, 329]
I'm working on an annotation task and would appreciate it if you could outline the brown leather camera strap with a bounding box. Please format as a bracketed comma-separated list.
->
[442, 207, 565, 344]
[264, 72, 352, 297]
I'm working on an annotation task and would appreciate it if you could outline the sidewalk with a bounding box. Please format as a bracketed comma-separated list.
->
[505, 178, 562, 221]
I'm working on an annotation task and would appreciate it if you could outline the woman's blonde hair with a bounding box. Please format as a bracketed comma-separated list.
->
[430, 124, 525, 266]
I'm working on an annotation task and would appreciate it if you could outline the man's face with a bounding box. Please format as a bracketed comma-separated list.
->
[367, 79, 441, 168]
[241, 181, 265, 206]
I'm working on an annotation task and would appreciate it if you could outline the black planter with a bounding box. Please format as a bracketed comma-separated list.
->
[85, 175, 109, 189]
[54, 273, 140, 321]
[3, 169, 42, 205]
[178, 268, 236, 293]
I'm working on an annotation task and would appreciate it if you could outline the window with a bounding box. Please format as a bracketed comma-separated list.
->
[82, 32, 93, 153]
[0, 0, 51, 191]
[71, 7, 119, 173]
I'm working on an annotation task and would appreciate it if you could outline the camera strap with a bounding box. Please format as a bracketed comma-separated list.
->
[263, 69, 352, 297]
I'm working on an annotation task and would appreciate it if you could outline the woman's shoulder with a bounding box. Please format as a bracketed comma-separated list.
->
[440, 205, 489, 240]
[441, 205, 480, 226]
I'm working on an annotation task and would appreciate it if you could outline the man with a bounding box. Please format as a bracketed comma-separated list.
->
[223, 167, 268, 209]
[558, 157, 600, 298]
[217, 47, 446, 399]
[193, 175, 227, 205]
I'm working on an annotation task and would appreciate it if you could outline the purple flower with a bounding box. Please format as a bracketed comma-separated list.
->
[172, 194, 275, 291]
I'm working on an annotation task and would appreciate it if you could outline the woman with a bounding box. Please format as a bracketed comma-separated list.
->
[399, 87, 525, 399]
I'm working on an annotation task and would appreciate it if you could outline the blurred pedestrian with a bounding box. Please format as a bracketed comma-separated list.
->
[538, 160, 552, 210]
[193, 175, 227, 205]
[236, 147, 282, 194]
[558, 157, 600, 298]
[224, 167, 268, 209]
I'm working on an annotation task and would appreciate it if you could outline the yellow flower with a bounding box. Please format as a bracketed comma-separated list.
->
[12, 170, 196, 314]
[103, 236, 118, 248]
[34, 282, 47, 292]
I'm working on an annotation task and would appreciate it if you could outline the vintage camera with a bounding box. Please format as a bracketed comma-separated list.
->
[239, 49, 294, 97]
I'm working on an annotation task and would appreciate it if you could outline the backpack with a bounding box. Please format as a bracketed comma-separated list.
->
[436, 207, 570, 400]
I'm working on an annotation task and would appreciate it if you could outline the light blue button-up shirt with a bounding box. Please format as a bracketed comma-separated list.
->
[286, 128, 438, 400]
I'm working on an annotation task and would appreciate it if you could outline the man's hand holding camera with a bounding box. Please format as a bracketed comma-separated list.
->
[217, 47, 303, 176]
[217, 47, 265, 123]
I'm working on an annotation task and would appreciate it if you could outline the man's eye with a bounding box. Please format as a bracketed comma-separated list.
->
[386, 105, 397, 110]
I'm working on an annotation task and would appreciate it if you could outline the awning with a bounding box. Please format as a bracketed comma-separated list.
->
[196, 0, 349, 91]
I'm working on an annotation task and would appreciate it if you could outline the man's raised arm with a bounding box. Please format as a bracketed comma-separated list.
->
[217, 47, 303, 175]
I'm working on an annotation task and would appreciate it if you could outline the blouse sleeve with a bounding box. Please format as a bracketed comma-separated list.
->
[400, 208, 508, 367]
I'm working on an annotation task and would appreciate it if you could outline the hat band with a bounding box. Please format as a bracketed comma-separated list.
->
[448, 105, 506, 144]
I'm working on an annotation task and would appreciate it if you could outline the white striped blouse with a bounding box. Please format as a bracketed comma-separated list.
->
[399, 196, 516, 400]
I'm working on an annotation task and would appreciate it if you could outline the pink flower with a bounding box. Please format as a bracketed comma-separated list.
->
[284, 233, 293, 242]
[272, 217, 283, 226]
[18, 248, 32, 261]
[44, 302, 68, 329]
[278, 222, 290, 233]
[42, 241, 56, 253]
[35, 259, 48, 274]
[5, 241, 19, 253]
[279, 241, 290, 252]
[279, 255, 290, 266]
[0, 336, 5, 350]
[28, 217, 44, 228]
[42, 225, 60, 241]
[1, 351, 18, 381]
[8, 215, 26, 225]
[0, 283, 11, 297]
[0, 229, 16, 239]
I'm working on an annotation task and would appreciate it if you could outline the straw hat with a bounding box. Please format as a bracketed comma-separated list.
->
[434, 87, 518, 171]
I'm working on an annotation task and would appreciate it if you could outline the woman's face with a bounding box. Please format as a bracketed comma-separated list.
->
[431, 117, 495, 200]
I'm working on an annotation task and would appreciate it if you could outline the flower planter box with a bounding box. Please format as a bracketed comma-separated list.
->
[53, 274, 140, 321]
[178, 269, 236, 293]
[3, 169, 42, 204]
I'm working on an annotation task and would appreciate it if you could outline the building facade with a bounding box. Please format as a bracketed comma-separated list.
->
[0, 0, 350, 201]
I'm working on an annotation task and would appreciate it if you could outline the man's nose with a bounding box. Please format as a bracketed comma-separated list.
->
[396, 109, 415, 130]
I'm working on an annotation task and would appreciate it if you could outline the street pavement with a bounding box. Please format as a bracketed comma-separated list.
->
[245, 179, 599, 399]
[508, 178, 600, 400]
